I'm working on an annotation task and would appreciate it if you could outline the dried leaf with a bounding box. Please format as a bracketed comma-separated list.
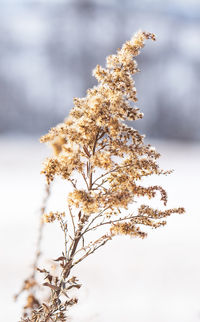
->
[83, 145, 91, 157]
[67, 283, 82, 290]
[37, 267, 49, 274]
[53, 256, 66, 262]
[43, 283, 60, 291]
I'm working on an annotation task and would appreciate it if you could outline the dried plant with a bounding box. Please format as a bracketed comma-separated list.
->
[17, 31, 185, 321]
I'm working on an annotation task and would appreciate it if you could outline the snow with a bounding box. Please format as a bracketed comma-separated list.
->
[0, 135, 200, 322]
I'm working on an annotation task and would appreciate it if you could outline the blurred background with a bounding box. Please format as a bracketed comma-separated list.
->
[0, 0, 200, 321]
[1, 0, 200, 139]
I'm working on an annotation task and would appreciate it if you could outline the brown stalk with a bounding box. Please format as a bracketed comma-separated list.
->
[18, 31, 185, 322]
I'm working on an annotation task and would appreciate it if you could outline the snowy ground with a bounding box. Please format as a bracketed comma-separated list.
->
[0, 135, 200, 322]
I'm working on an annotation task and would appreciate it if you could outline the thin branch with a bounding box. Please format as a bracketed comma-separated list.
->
[85, 214, 140, 233]
[69, 178, 77, 189]
[92, 163, 134, 187]
[83, 145, 91, 158]
[60, 218, 68, 261]
[81, 171, 89, 190]
[81, 235, 85, 248]
[97, 130, 105, 141]
[15, 183, 51, 302]
[96, 143, 109, 152]
[73, 236, 111, 266]
[88, 129, 101, 190]
[31, 183, 51, 278]
[93, 179, 108, 190]
[68, 205, 76, 237]
[81, 207, 109, 236]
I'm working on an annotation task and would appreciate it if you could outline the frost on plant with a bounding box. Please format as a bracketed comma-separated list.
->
[17, 31, 185, 321]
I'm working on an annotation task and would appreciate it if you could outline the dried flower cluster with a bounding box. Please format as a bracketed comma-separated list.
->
[17, 31, 185, 321]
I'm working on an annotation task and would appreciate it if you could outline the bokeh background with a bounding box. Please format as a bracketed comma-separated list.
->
[0, 0, 200, 321]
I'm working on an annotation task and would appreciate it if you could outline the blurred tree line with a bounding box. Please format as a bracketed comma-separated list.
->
[0, 0, 200, 140]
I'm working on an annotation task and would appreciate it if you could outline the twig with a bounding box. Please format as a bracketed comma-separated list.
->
[92, 163, 134, 187]
[85, 214, 140, 233]
[68, 205, 76, 237]
[73, 235, 111, 266]
[31, 183, 51, 278]
[81, 171, 89, 190]
[82, 206, 110, 236]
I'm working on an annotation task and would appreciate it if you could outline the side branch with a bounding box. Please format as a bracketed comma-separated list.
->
[73, 234, 111, 267]
[32, 183, 51, 279]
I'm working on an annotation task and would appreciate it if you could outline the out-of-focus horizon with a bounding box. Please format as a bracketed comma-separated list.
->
[0, 0, 200, 140]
